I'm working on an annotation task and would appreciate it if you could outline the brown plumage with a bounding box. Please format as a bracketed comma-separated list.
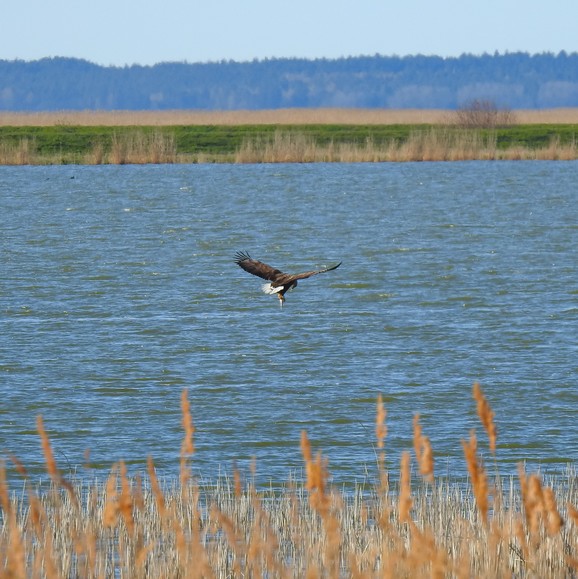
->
[234, 251, 341, 306]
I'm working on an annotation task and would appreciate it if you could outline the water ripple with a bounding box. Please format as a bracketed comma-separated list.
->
[1, 162, 577, 484]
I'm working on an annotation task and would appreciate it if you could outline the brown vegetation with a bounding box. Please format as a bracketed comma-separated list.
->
[0, 130, 178, 165]
[0, 128, 577, 165]
[2, 107, 578, 127]
[0, 109, 450, 127]
[1, 107, 578, 164]
[234, 128, 577, 163]
[108, 130, 177, 164]
[1, 385, 577, 577]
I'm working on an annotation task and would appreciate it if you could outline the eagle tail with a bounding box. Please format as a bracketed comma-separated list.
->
[261, 283, 283, 295]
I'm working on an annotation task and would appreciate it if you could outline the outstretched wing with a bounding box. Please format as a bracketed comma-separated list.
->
[287, 261, 342, 283]
[234, 251, 286, 282]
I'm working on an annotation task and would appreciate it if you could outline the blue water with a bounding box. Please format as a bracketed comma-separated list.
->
[1, 162, 577, 486]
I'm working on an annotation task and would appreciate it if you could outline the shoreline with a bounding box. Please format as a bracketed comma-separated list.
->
[1, 109, 577, 163]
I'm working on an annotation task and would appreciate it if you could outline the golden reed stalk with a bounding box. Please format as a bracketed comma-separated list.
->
[375, 393, 387, 450]
[147, 455, 166, 519]
[2, 386, 577, 577]
[375, 393, 388, 490]
[473, 383, 497, 454]
[2, 108, 578, 127]
[412, 414, 434, 482]
[398, 451, 413, 524]
[462, 430, 489, 524]
[36, 415, 78, 506]
[301, 430, 330, 512]
[180, 388, 195, 493]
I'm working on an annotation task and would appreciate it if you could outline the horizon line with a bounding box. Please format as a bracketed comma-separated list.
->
[2, 49, 577, 68]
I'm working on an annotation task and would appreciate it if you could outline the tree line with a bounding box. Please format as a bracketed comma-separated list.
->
[1, 52, 577, 111]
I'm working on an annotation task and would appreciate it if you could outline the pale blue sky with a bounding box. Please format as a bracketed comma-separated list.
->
[2, 0, 577, 65]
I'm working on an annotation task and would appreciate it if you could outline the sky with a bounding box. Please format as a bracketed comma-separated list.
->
[2, 0, 578, 66]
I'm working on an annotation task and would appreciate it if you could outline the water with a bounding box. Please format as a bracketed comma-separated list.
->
[1, 162, 577, 486]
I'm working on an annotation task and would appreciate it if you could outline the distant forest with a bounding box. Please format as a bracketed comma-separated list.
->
[1, 52, 578, 111]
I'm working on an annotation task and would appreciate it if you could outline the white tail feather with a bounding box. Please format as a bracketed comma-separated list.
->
[261, 283, 283, 295]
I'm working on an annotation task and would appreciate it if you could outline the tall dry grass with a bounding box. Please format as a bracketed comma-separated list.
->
[2, 108, 578, 126]
[0, 126, 577, 165]
[1, 385, 577, 577]
[0, 130, 178, 165]
[0, 109, 455, 127]
[108, 130, 177, 164]
[235, 128, 577, 163]
[0, 138, 33, 165]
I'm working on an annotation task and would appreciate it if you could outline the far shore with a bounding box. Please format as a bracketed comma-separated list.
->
[2, 107, 578, 126]
[1, 108, 577, 163]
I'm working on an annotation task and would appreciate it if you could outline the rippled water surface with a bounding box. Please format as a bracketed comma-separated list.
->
[1, 162, 577, 484]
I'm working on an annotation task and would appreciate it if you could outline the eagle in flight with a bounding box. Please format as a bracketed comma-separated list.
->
[234, 251, 342, 306]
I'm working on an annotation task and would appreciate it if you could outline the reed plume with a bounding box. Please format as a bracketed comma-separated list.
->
[398, 451, 413, 523]
[543, 486, 563, 536]
[473, 383, 497, 454]
[147, 455, 167, 518]
[518, 464, 564, 546]
[300, 429, 313, 481]
[102, 465, 119, 528]
[412, 414, 434, 482]
[36, 415, 59, 482]
[2, 392, 578, 576]
[181, 388, 195, 455]
[36, 415, 77, 506]
[118, 460, 135, 534]
[301, 430, 330, 512]
[462, 430, 489, 524]
[375, 393, 388, 489]
[299, 431, 342, 576]
[375, 393, 387, 450]
[0, 462, 25, 578]
[180, 388, 195, 490]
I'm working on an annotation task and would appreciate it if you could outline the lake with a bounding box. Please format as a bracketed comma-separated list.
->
[1, 161, 577, 487]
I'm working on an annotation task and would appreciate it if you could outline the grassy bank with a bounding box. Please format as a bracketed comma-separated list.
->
[1, 386, 577, 577]
[0, 123, 577, 164]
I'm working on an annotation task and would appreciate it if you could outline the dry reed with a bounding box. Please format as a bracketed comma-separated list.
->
[375, 393, 388, 490]
[234, 128, 577, 163]
[462, 430, 490, 525]
[412, 414, 434, 483]
[473, 382, 497, 454]
[0, 125, 577, 165]
[398, 451, 413, 524]
[109, 129, 177, 164]
[2, 108, 578, 127]
[0, 138, 33, 165]
[1, 385, 577, 577]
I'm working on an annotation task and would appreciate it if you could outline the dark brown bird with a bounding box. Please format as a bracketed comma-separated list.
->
[234, 251, 341, 306]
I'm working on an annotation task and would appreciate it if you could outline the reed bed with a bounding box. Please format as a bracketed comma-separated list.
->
[1, 107, 577, 164]
[0, 130, 179, 165]
[2, 108, 578, 127]
[234, 129, 577, 163]
[0, 126, 576, 165]
[1, 385, 577, 578]
[107, 130, 177, 164]
[0, 138, 34, 165]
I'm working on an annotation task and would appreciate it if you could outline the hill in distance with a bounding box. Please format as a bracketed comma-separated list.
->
[1, 52, 578, 111]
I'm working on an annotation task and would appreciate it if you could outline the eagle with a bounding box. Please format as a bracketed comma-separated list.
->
[234, 251, 342, 306]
